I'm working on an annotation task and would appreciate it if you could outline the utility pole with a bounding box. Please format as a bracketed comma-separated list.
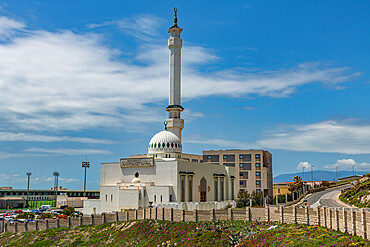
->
[302, 167, 305, 194]
[53, 172, 60, 207]
[310, 165, 314, 189]
[336, 166, 338, 182]
[26, 172, 32, 208]
[82, 161, 90, 197]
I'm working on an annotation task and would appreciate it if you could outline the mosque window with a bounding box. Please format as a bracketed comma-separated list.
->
[154, 143, 156, 148]
[111, 195, 113, 202]
[105, 195, 107, 202]
[171, 143, 174, 148]
[162, 143, 165, 148]
[167, 143, 170, 148]
[154, 195, 156, 202]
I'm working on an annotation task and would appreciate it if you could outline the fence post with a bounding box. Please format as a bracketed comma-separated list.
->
[280, 206, 284, 224]
[135, 210, 138, 220]
[343, 208, 347, 233]
[115, 212, 119, 222]
[361, 209, 367, 239]
[46, 219, 49, 230]
[323, 207, 327, 228]
[4, 222, 7, 233]
[24, 221, 28, 232]
[35, 220, 39, 231]
[170, 208, 174, 221]
[91, 214, 95, 225]
[266, 206, 270, 222]
[182, 209, 185, 221]
[352, 209, 356, 236]
[246, 207, 251, 222]
[125, 211, 129, 221]
[194, 209, 198, 222]
[317, 207, 321, 226]
[14, 221, 18, 233]
[142, 208, 146, 220]
[335, 208, 339, 231]
[80, 216, 83, 226]
[228, 208, 233, 220]
[293, 206, 297, 223]
[305, 206, 309, 225]
[329, 208, 333, 229]
[56, 218, 60, 228]
[210, 209, 215, 221]
[68, 217, 72, 228]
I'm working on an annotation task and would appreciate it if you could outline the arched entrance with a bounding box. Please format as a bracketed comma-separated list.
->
[200, 177, 207, 202]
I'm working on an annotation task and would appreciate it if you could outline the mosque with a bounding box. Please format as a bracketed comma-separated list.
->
[83, 9, 236, 214]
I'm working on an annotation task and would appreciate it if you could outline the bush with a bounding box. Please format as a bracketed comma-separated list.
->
[39, 212, 55, 219]
[62, 206, 75, 216]
[17, 212, 35, 220]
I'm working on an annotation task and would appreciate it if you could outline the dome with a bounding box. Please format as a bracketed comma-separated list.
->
[132, 178, 140, 183]
[148, 131, 182, 154]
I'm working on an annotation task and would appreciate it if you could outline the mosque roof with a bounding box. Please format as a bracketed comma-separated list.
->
[148, 130, 182, 154]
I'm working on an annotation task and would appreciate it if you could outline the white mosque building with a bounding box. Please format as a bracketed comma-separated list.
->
[84, 10, 236, 214]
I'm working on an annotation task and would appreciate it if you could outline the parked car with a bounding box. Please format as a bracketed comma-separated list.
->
[39, 205, 52, 211]
[15, 210, 23, 214]
[57, 214, 67, 219]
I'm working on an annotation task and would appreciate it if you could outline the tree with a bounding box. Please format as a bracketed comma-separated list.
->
[17, 212, 35, 220]
[62, 206, 75, 216]
[235, 190, 250, 208]
[288, 176, 304, 193]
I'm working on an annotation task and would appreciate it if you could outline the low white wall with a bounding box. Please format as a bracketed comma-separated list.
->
[157, 201, 236, 210]
[83, 199, 101, 215]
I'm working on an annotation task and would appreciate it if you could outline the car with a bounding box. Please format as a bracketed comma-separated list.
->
[57, 214, 67, 219]
[15, 210, 23, 214]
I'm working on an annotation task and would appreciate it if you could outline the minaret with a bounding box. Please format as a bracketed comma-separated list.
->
[165, 8, 184, 142]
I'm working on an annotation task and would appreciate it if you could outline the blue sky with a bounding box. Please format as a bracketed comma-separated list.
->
[0, 1, 369, 190]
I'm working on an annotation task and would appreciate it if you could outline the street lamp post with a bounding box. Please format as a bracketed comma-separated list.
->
[26, 172, 32, 208]
[302, 167, 305, 194]
[336, 166, 338, 182]
[53, 172, 60, 207]
[82, 162, 90, 197]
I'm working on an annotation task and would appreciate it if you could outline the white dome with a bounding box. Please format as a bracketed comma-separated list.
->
[148, 131, 182, 154]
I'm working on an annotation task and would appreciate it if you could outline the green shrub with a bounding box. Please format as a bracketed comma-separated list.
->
[62, 206, 75, 216]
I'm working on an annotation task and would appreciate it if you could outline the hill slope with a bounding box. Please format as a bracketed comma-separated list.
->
[340, 174, 370, 208]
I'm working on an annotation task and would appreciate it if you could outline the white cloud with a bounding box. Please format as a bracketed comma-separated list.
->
[297, 161, 312, 170]
[0, 15, 359, 136]
[0, 132, 113, 144]
[89, 14, 165, 40]
[0, 16, 25, 39]
[324, 159, 370, 171]
[257, 120, 370, 154]
[24, 147, 111, 156]
[185, 136, 252, 149]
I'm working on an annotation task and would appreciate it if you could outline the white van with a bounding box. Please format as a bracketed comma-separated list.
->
[39, 205, 52, 211]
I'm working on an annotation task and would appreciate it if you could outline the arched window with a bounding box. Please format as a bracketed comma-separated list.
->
[171, 143, 174, 148]
[167, 143, 170, 148]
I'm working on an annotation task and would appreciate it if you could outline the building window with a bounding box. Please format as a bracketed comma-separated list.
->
[224, 163, 235, 167]
[256, 171, 261, 179]
[214, 178, 218, 201]
[255, 154, 261, 161]
[239, 180, 246, 188]
[256, 180, 261, 185]
[239, 172, 248, 179]
[154, 195, 156, 202]
[160, 195, 163, 203]
[188, 177, 193, 202]
[239, 155, 243, 159]
[256, 163, 261, 170]
[240, 163, 252, 170]
[111, 195, 113, 202]
[256, 189, 261, 193]
[278, 189, 280, 193]
[105, 195, 107, 202]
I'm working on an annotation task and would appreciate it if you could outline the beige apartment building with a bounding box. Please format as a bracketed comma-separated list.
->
[202, 149, 273, 197]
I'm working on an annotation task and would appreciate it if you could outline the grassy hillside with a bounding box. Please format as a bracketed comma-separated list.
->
[0, 220, 368, 246]
[340, 174, 370, 208]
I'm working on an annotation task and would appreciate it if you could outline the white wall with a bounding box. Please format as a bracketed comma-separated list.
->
[83, 199, 101, 215]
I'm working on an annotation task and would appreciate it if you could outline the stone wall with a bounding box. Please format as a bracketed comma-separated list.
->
[1, 206, 369, 240]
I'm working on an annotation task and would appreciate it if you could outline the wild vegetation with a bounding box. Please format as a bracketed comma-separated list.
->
[0, 220, 368, 246]
[340, 173, 370, 208]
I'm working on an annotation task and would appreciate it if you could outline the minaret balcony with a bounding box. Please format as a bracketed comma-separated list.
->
[166, 104, 184, 112]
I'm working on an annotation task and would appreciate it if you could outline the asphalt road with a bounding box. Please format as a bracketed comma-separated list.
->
[298, 184, 353, 208]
